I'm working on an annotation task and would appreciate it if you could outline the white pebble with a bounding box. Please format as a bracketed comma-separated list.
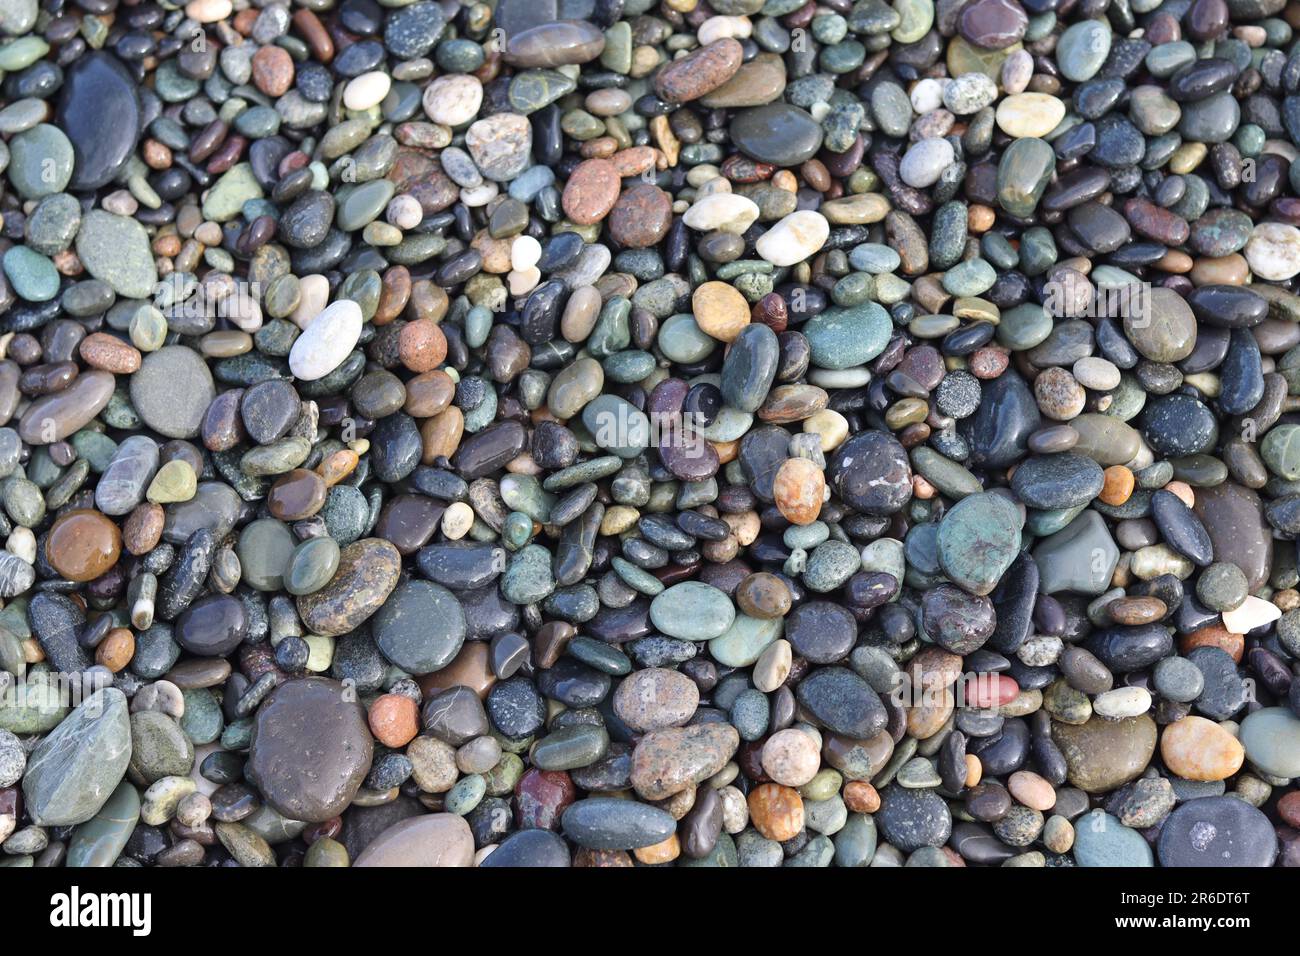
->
[1246, 222, 1300, 280]
[460, 181, 499, 207]
[289, 300, 363, 381]
[1093, 687, 1152, 720]
[422, 74, 483, 127]
[185, 0, 231, 23]
[6, 527, 35, 564]
[1221, 595, 1282, 633]
[386, 194, 423, 230]
[1072, 356, 1121, 391]
[682, 193, 760, 234]
[290, 273, 330, 330]
[442, 502, 474, 540]
[698, 15, 752, 44]
[511, 235, 542, 271]
[910, 78, 945, 114]
[755, 210, 829, 267]
[343, 71, 392, 112]
[508, 267, 541, 296]
[899, 137, 955, 188]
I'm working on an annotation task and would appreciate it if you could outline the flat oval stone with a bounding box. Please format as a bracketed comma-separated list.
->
[45, 509, 121, 583]
[1010, 453, 1104, 509]
[372, 579, 466, 675]
[1157, 796, 1277, 867]
[1238, 707, 1300, 778]
[1051, 714, 1157, 793]
[22, 688, 130, 826]
[729, 104, 824, 167]
[175, 593, 247, 657]
[18, 369, 114, 444]
[296, 538, 401, 637]
[247, 677, 373, 824]
[562, 797, 676, 850]
[55, 51, 142, 191]
[237, 518, 296, 591]
[650, 582, 735, 640]
[289, 300, 363, 381]
[1073, 809, 1153, 866]
[75, 210, 157, 299]
[803, 302, 891, 369]
[796, 666, 887, 739]
[353, 813, 473, 867]
[655, 38, 743, 103]
[720, 323, 779, 413]
[131, 346, 216, 440]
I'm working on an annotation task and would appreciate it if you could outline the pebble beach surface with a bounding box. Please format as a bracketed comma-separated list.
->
[0, 0, 1297, 870]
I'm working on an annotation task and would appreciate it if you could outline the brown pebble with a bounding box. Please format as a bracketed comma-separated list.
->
[747, 783, 804, 841]
[267, 469, 327, 521]
[607, 183, 673, 248]
[654, 38, 744, 103]
[46, 510, 122, 583]
[369, 693, 419, 748]
[123, 502, 165, 556]
[80, 333, 142, 374]
[398, 319, 448, 373]
[843, 780, 880, 813]
[96, 628, 135, 672]
[561, 159, 621, 226]
[251, 45, 294, 97]
[404, 369, 455, 417]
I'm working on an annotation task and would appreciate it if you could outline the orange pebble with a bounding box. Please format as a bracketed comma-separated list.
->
[398, 318, 448, 373]
[96, 628, 135, 672]
[843, 780, 880, 813]
[316, 449, 360, 486]
[633, 833, 681, 864]
[1180, 625, 1244, 662]
[747, 783, 804, 841]
[965, 754, 983, 788]
[368, 694, 419, 748]
[772, 457, 824, 526]
[1098, 465, 1134, 505]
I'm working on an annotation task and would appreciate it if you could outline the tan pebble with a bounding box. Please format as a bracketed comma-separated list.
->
[632, 832, 680, 864]
[753, 639, 792, 692]
[803, 409, 848, 451]
[442, 502, 474, 540]
[1007, 770, 1056, 811]
[1160, 715, 1245, 782]
[692, 280, 750, 342]
[760, 728, 820, 787]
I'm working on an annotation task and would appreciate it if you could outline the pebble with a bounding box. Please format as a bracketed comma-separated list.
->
[0, 0, 1291, 877]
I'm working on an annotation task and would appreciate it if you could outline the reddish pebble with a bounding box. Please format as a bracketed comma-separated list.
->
[561, 159, 621, 225]
[368, 694, 419, 747]
[398, 319, 448, 373]
[251, 45, 294, 97]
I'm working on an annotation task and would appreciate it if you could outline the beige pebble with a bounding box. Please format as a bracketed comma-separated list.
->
[441, 502, 474, 540]
[753, 639, 792, 693]
[760, 728, 821, 787]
